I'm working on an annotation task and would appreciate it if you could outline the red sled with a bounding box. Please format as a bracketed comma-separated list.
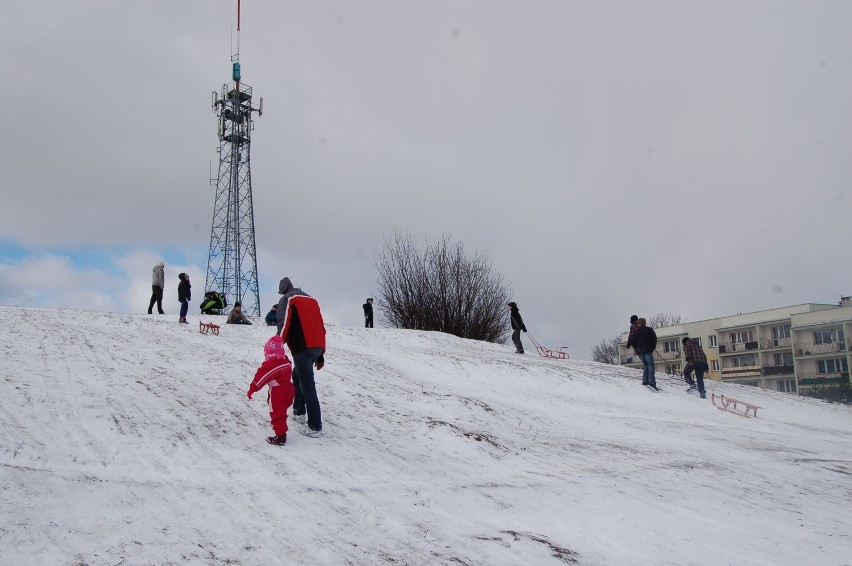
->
[199, 321, 220, 335]
[528, 333, 569, 360]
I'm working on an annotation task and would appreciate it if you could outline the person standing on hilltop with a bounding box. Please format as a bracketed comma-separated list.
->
[148, 261, 165, 315]
[363, 298, 374, 328]
[625, 314, 640, 362]
[177, 273, 191, 324]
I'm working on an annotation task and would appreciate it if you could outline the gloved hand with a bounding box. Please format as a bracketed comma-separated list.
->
[315, 359, 325, 371]
[247, 388, 255, 400]
[522, 328, 527, 333]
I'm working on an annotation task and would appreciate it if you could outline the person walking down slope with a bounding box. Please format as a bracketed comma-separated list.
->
[276, 277, 326, 438]
[363, 298, 374, 328]
[508, 302, 527, 354]
[682, 336, 708, 399]
[226, 302, 253, 325]
[177, 273, 191, 324]
[247, 335, 296, 446]
[628, 318, 658, 390]
[148, 261, 165, 315]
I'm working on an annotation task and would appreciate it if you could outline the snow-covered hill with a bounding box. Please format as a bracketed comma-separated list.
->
[1, 307, 850, 565]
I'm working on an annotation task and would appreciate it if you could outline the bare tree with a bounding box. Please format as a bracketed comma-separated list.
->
[647, 312, 684, 328]
[376, 230, 511, 343]
[591, 335, 621, 365]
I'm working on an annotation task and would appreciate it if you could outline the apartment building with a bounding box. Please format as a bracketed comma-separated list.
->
[620, 298, 852, 395]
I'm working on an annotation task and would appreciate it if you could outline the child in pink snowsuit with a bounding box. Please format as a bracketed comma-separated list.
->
[247, 336, 295, 445]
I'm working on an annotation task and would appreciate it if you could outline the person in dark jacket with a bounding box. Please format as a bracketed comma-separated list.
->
[148, 261, 165, 315]
[177, 273, 191, 324]
[682, 336, 708, 398]
[265, 304, 278, 326]
[508, 301, 527, 354]
[628, 317, 658, 389]
[363, 298, 374, 328]
[276, 277, 327, 437]
[625, 314, 639, 362]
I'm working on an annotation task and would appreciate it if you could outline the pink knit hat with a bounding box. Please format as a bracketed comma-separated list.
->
[264, 335, 288, 361]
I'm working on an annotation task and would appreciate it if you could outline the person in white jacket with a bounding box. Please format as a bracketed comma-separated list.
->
[148, 261, 165, 314]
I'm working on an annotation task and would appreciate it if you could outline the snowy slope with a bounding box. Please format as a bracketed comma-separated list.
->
[1, 306, 851, 566]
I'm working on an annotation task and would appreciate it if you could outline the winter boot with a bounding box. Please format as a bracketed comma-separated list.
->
[179, 317, 188, 324]
[266, 434, 287, 446]
[299, 425, 321, 438]
[291, 412, 306, 425]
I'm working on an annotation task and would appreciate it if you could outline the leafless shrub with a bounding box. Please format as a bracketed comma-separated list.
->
[647, 312, 684, 328]
[376, 230, 510, 343]
[591, 335, 621, 364]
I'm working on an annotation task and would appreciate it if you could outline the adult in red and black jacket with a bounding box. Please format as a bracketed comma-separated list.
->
[276, 277, 326, 435]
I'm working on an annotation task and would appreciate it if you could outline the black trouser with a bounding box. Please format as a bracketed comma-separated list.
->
[512, 329, 524, 353]
[365, 315, 373, 328]
[148, 285, 164, 314]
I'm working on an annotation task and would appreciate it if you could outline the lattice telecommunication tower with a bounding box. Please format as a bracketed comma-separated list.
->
[205, 1, 264, 316]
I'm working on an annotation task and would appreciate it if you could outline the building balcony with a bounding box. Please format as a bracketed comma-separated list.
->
[759, 337, 792, 349]
[794, 342, 847, 356]
[797, 372, 850, 386]
[721, 365, 763, 379]
[658, 350, 681, 361]
[719, 341, 759, 354]
[763, 365, 795, 376]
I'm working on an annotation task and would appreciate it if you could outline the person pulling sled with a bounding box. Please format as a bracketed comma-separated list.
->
[508, 302, 527, 354]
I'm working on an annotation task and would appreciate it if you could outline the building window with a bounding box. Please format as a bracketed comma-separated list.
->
[730, 330, 754, 344]
[741, 381, 759, 388]
[814, 328, 845, 344]
[665, 364, 682, 375]
[773, 352, 793, 366]
[664, 340, 679, 353]
[708, 335, 717, 347]
[777, 380, 796, 393]
[772, 325, 791, 340]
[817, 359, 849, 374]
[711, 360, 720, 371]
[732, 355, 756, 367]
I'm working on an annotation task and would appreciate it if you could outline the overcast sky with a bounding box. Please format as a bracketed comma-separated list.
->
[1, 0, 850, 359]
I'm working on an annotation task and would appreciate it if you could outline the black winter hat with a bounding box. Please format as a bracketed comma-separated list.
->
[630, 315, 638, 323]
[682, 336, 690, 344]
[508, 302, 517, 308]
